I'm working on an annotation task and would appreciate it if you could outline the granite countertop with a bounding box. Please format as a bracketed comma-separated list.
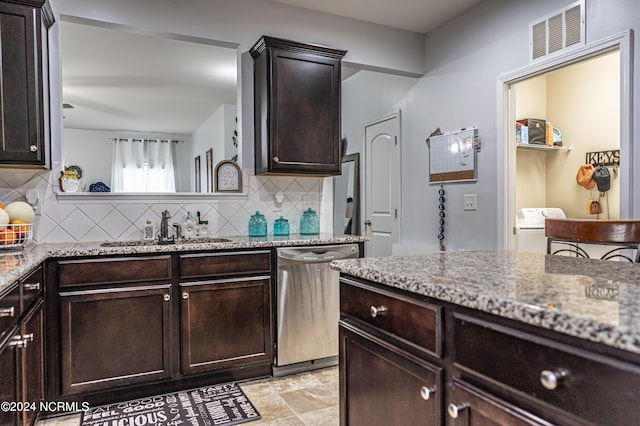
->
[0, 233, 366, 293]
[331, 250, 640, 355]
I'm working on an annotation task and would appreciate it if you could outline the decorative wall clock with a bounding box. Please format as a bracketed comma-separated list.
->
[214, 160, 242, 192]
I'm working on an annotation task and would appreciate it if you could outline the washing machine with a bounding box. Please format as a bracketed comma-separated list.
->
[516, 208, 566, 253]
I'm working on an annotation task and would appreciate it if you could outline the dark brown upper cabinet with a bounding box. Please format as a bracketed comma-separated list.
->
[251, 36, 346, 176]
[0, 0, 53, 167]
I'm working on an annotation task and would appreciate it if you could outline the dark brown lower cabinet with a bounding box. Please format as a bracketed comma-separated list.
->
[180, 276, 272, 375]
[21, 302, 44, 426]
[339, 322, 442, 426]
[0, 300, 44, 426]
[48, 250, 273, 407]
[339, 276, 640, 426]
[59, 285, 172, 395]
[0, 325, 19, 426]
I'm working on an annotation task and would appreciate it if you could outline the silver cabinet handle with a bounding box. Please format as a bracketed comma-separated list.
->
[273, 156, 279, 163]
[0, 307, 15, 317]
[364, 220, 372, 226]
[540, 368, 569, 390]
[370, 305, 388, 318]
[420, 386, 436, 400]
[448, 403, 468, 419]
[30, 145, 38, 152]
[24, 282, 41, 291]
[163, 294, 171, 302]
[9, 335, 27, 348]
[22, 333, 34, 342]
[182, 292, 189, 300]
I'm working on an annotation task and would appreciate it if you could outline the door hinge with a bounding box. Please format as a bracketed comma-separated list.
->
[395, 209, 398, 218]
[394, 136, 398, 145]
[513, 226, 517, 235]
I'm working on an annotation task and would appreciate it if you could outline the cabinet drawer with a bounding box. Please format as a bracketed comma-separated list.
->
[448, 379, 553, 426]
[0, 284, 20, 339]
[21, 266, 43, 311]
[453, 314, 640, 425]
[58, 256, 172, 287]
[179, 250, 271, 279]
[340, 279, 441, 357]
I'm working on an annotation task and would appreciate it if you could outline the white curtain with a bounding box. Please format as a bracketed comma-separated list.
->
[111, 138, 176, 192]
[146, 139, 176, 192]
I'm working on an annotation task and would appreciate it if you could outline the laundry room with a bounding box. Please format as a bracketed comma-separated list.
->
[514, 49, 620, 254]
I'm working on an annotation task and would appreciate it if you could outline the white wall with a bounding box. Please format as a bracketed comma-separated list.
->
[339, 70, 417, 236]
[192, 104, 238, 191]
[50, 0, 425, 76]
[397, 0, 640, 251]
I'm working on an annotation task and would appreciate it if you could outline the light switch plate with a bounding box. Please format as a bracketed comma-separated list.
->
[464, 194, 477, 211]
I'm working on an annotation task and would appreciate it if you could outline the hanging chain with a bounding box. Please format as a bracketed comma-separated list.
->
[438, 184, 446, 251]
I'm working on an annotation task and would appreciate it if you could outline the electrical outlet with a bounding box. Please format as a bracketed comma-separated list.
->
[464, 194, 477, 211]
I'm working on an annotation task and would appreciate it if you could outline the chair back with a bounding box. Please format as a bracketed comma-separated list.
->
[545, 218, 640, 262]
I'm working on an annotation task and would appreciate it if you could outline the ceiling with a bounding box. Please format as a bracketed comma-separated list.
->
[61, 0, 482, 135]
[61, 21, 238, 134]
[272, 0, 482, 34]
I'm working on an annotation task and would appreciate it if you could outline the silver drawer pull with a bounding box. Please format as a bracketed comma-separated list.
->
[0, 307, 15, 317]
[163, 294, 171, 302]
[9, 336, 27, 348]
[370, 305, 388, 318]
[420, 386, 436, 400]
[273, 156, 279, 163]
[540, 368, 569, 390]
[24, 282, 41, 291]
[182, 292, 189, 300]
[22, 333, 34, 342]
[30, 145, 38, 152]
[448, 403, 468, 419]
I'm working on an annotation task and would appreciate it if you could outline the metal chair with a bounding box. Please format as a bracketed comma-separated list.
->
[545, 218, 640, 262]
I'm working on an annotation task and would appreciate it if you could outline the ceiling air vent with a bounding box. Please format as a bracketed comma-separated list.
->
[530, 1, 584, 62]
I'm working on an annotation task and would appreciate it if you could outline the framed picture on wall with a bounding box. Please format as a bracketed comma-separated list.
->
[215, 160, 242, 193]
[194, 155, 201, 192]
[206, 149, 213, 192]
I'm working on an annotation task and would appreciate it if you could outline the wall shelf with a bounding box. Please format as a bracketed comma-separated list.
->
[516, 144, 573, 152]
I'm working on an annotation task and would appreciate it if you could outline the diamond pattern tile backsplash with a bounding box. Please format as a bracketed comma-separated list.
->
[0, 162, 333, 243]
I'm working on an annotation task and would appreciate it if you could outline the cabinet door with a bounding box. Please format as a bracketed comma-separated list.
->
[447, 380, 553, 426]
[21, 302, 44, 426]
[59, 285, 172, 395]
[180, 276, 272, 375]
[0, 327, 19, 426]
[0, 2, 47, 166]
[339, 323, 442, 426]
[268, 48, 341, 174]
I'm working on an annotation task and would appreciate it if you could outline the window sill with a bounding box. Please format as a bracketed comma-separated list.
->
[55, 191, 248, 203]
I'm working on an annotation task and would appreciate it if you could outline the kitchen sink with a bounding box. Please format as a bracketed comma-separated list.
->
[100, 237, 233, 247]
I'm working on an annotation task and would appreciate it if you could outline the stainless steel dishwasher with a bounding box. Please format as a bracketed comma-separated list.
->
[274, 243, 359, 376]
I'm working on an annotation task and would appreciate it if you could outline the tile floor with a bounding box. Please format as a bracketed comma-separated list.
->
[37, 366, 339, 426]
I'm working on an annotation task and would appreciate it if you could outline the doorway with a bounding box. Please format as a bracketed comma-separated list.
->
[498, 31, 633, 250]
[364, 112, 401, 257]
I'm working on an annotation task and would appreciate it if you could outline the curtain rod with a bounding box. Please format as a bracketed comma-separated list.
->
[109, 138, 183, 143]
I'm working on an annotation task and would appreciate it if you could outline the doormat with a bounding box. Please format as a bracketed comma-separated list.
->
[80, 383, 261, 426]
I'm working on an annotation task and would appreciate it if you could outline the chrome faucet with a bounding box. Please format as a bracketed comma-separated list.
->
[159, 210, 175, 244]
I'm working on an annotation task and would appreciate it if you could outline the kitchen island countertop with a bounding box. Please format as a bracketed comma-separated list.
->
[331, 250, 640, 355]
[0, 233, 366, 293]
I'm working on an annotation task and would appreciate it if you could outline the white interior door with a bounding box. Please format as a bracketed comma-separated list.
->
[364, 112, 401, 257]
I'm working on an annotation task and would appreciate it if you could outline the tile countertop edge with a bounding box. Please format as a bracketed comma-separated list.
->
[331, 250, 640, 356]
[0, 234, 367, 293]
